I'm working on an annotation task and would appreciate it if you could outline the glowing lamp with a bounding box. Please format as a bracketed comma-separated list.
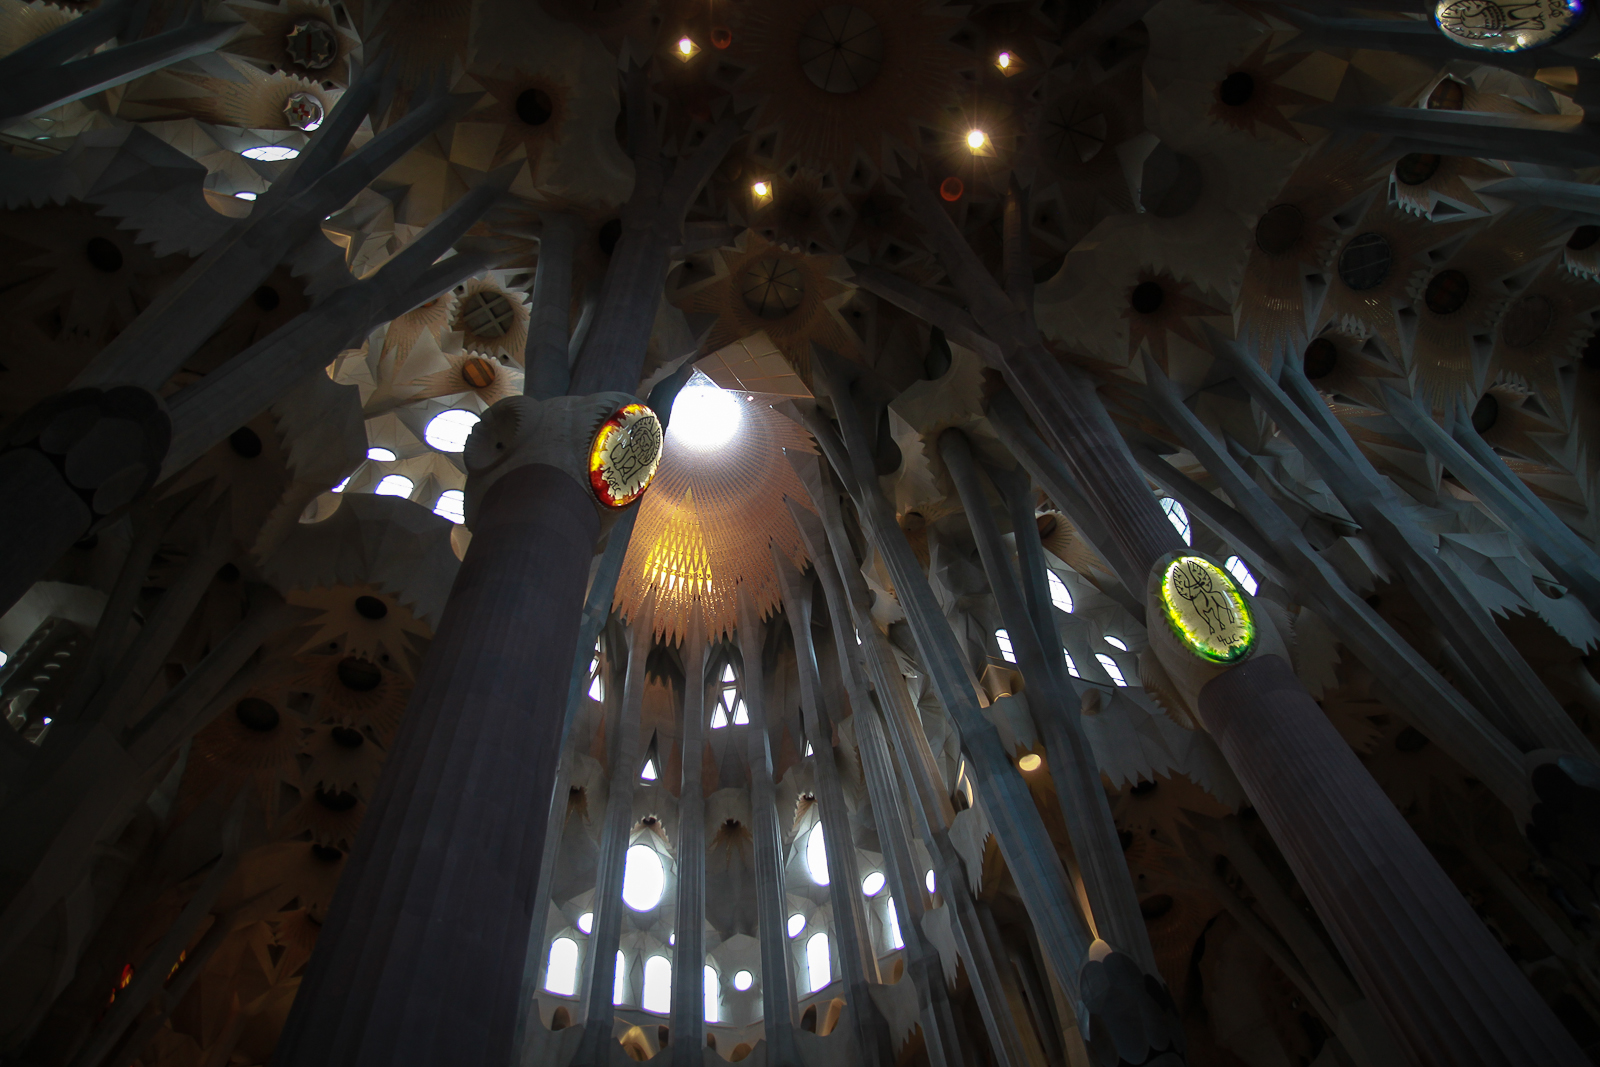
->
[996, 50, 1026, 76]
[752, 180, 771, 198]
[1157, 555, 1257, 664]
[966, 129, 987, 151]
[997, 51, 1011, 68]
[675, 35, 700, 60]
[1018, 753, 1043, 772]
[588, 403, 664, 508]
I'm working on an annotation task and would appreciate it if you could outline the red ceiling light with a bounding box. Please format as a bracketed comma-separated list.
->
[939, 176, 965, 201]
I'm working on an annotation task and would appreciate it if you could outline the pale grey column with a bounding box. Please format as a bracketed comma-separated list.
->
[786, 492, 1032, 1067]
[942, 429, 1155, 973]
[525, 212, 579, 400]
[734, 589, 801, 1066]
[670, 604, 710, 1065]
[1213, 335, 1593, 757]
[571, 596, 657, 1064]
[769, 552, 893, 1065]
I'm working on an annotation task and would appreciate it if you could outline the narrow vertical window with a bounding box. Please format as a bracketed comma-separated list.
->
[587, 643, 603, 701]
[885, 900, 904, 949]
[806, 932, 832, 992]
[1224, 555, 1259, 595]
[712, 662, 747, 727]
[642, 955, 672, 1014]
[1047, 570, 1074, 613]
[995, 629, 1017, 663]
[1161, 498, 1192, 545]
[1062, 648, 1081, 677]
[544, 937, 579, 995]
[806, 825, 830, 886]
[704, 965, 720, 1023]
[640, 757, 658, 781]
[613, 950, 628, 1005]
[1095, 653, 1128, 687]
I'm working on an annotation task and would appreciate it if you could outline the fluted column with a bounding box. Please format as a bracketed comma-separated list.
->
[670, 604, 710, 1066]
[272, 462, 599, 1067]
[786, 490, 1036, 1067]
[770, 552, 893, 1065]
[525, 211, 579, 400]
[572, 595, 656, 1063]
[734, 589, 801, 1066]
[942, 429, 1155, 974]
[1202, 656, 1589, 1067]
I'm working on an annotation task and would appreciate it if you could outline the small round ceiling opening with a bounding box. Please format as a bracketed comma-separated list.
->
[741, 257, 804, 319]
[669, 370, 744, 452]
[798, 6, 884, 94]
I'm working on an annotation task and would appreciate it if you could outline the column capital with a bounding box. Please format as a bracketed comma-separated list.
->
[463, 392, 662, 529]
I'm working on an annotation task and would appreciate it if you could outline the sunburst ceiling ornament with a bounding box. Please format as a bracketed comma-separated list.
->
[616, 379, 815, 641]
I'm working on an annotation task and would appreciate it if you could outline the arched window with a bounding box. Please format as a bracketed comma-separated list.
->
[1161, 498, 1192, 545]
[885, 900, 904, 950]
[613, 950, 628, 1005]
[806, 825, 830, 886]
[710, 662, 748, 728]
[788, 913, 807, 938]
[1095, 653, 1128, 687]
[432, 489, 465, 524]
[374, 474, 414, 499]
[622, 844, 666, 911]
[1047, 570, 1074, 613]
[545, 937, 579, 995]
[703, 965, 720, 1023]
[1061, 648, 1081, 678]
[586, 643, 603, 701]
[807, 932, 832, 992]
[995, 629, 1017, 664]
[1224, 555, 1259, 595]
[642, 955, 672, 1014]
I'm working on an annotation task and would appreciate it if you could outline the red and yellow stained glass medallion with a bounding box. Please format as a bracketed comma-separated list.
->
[588, 403, 664, 508]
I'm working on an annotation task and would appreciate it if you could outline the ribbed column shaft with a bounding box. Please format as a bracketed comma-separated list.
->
[273, 463, 598, 1067]
[942, 429, 1154, 973]
[1200, 655, 1589, 1067]
[524, 211, 578, 400]
[573, 603, 655, 1060]
[670, 614, 709, 1065]
[735, 590, 801, 1065]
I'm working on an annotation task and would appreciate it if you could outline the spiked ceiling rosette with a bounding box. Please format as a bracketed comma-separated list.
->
[1391, 151, 1509, 221]
[223, 0, 362, 87]
[726, 0, 969, 179]
[1490, 256, 1600, 425]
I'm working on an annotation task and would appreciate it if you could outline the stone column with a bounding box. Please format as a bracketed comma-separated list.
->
[734, 589, 801, 1066]
[786, 473, 1049, 1067]
[670, 604, 710, 1066]
[524, 211, 579, 401]
[571, 595, 656, 1063]
[770, 552, 894, 1065]
[941, 429, 1155, 975]
[1201, 655, 1590, 1067]
[271, 463, 600, 1067]
[273, 391, 659, 1067]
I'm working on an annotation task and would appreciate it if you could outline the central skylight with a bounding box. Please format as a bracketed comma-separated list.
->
[669, 370, 743, 452]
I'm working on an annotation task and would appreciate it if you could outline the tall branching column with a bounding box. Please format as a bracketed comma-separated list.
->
[941, 429, 1155, 974]
[272, 462, 600, 1067]
[771, 552, 895, 1065]
[670, 604, 710, 1066]
[734, 589, 802, 1066]
[787, 472, 1051, 1067]
[571, 596, 656, 1064]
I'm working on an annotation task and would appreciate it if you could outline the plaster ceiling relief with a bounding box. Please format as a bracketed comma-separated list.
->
[615, 369, 816, 643]
[672, 230, 861, 385]
[726, 0, 970, 179]
[117, 54, 341, 132]
[222, 0, 362, 88]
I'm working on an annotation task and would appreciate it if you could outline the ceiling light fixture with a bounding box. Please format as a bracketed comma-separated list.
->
[966, 129, 988, 152]
[675, 35, 700, 60]
[669, 372, 743, 452]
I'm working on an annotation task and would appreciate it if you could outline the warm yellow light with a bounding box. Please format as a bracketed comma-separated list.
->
[966, 129, 987, 151]
[678, 36, 694, 54]
[996, 51, 1012, 69]
[1018, 753, 1042, 772]
[752, 180, 770, 197]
